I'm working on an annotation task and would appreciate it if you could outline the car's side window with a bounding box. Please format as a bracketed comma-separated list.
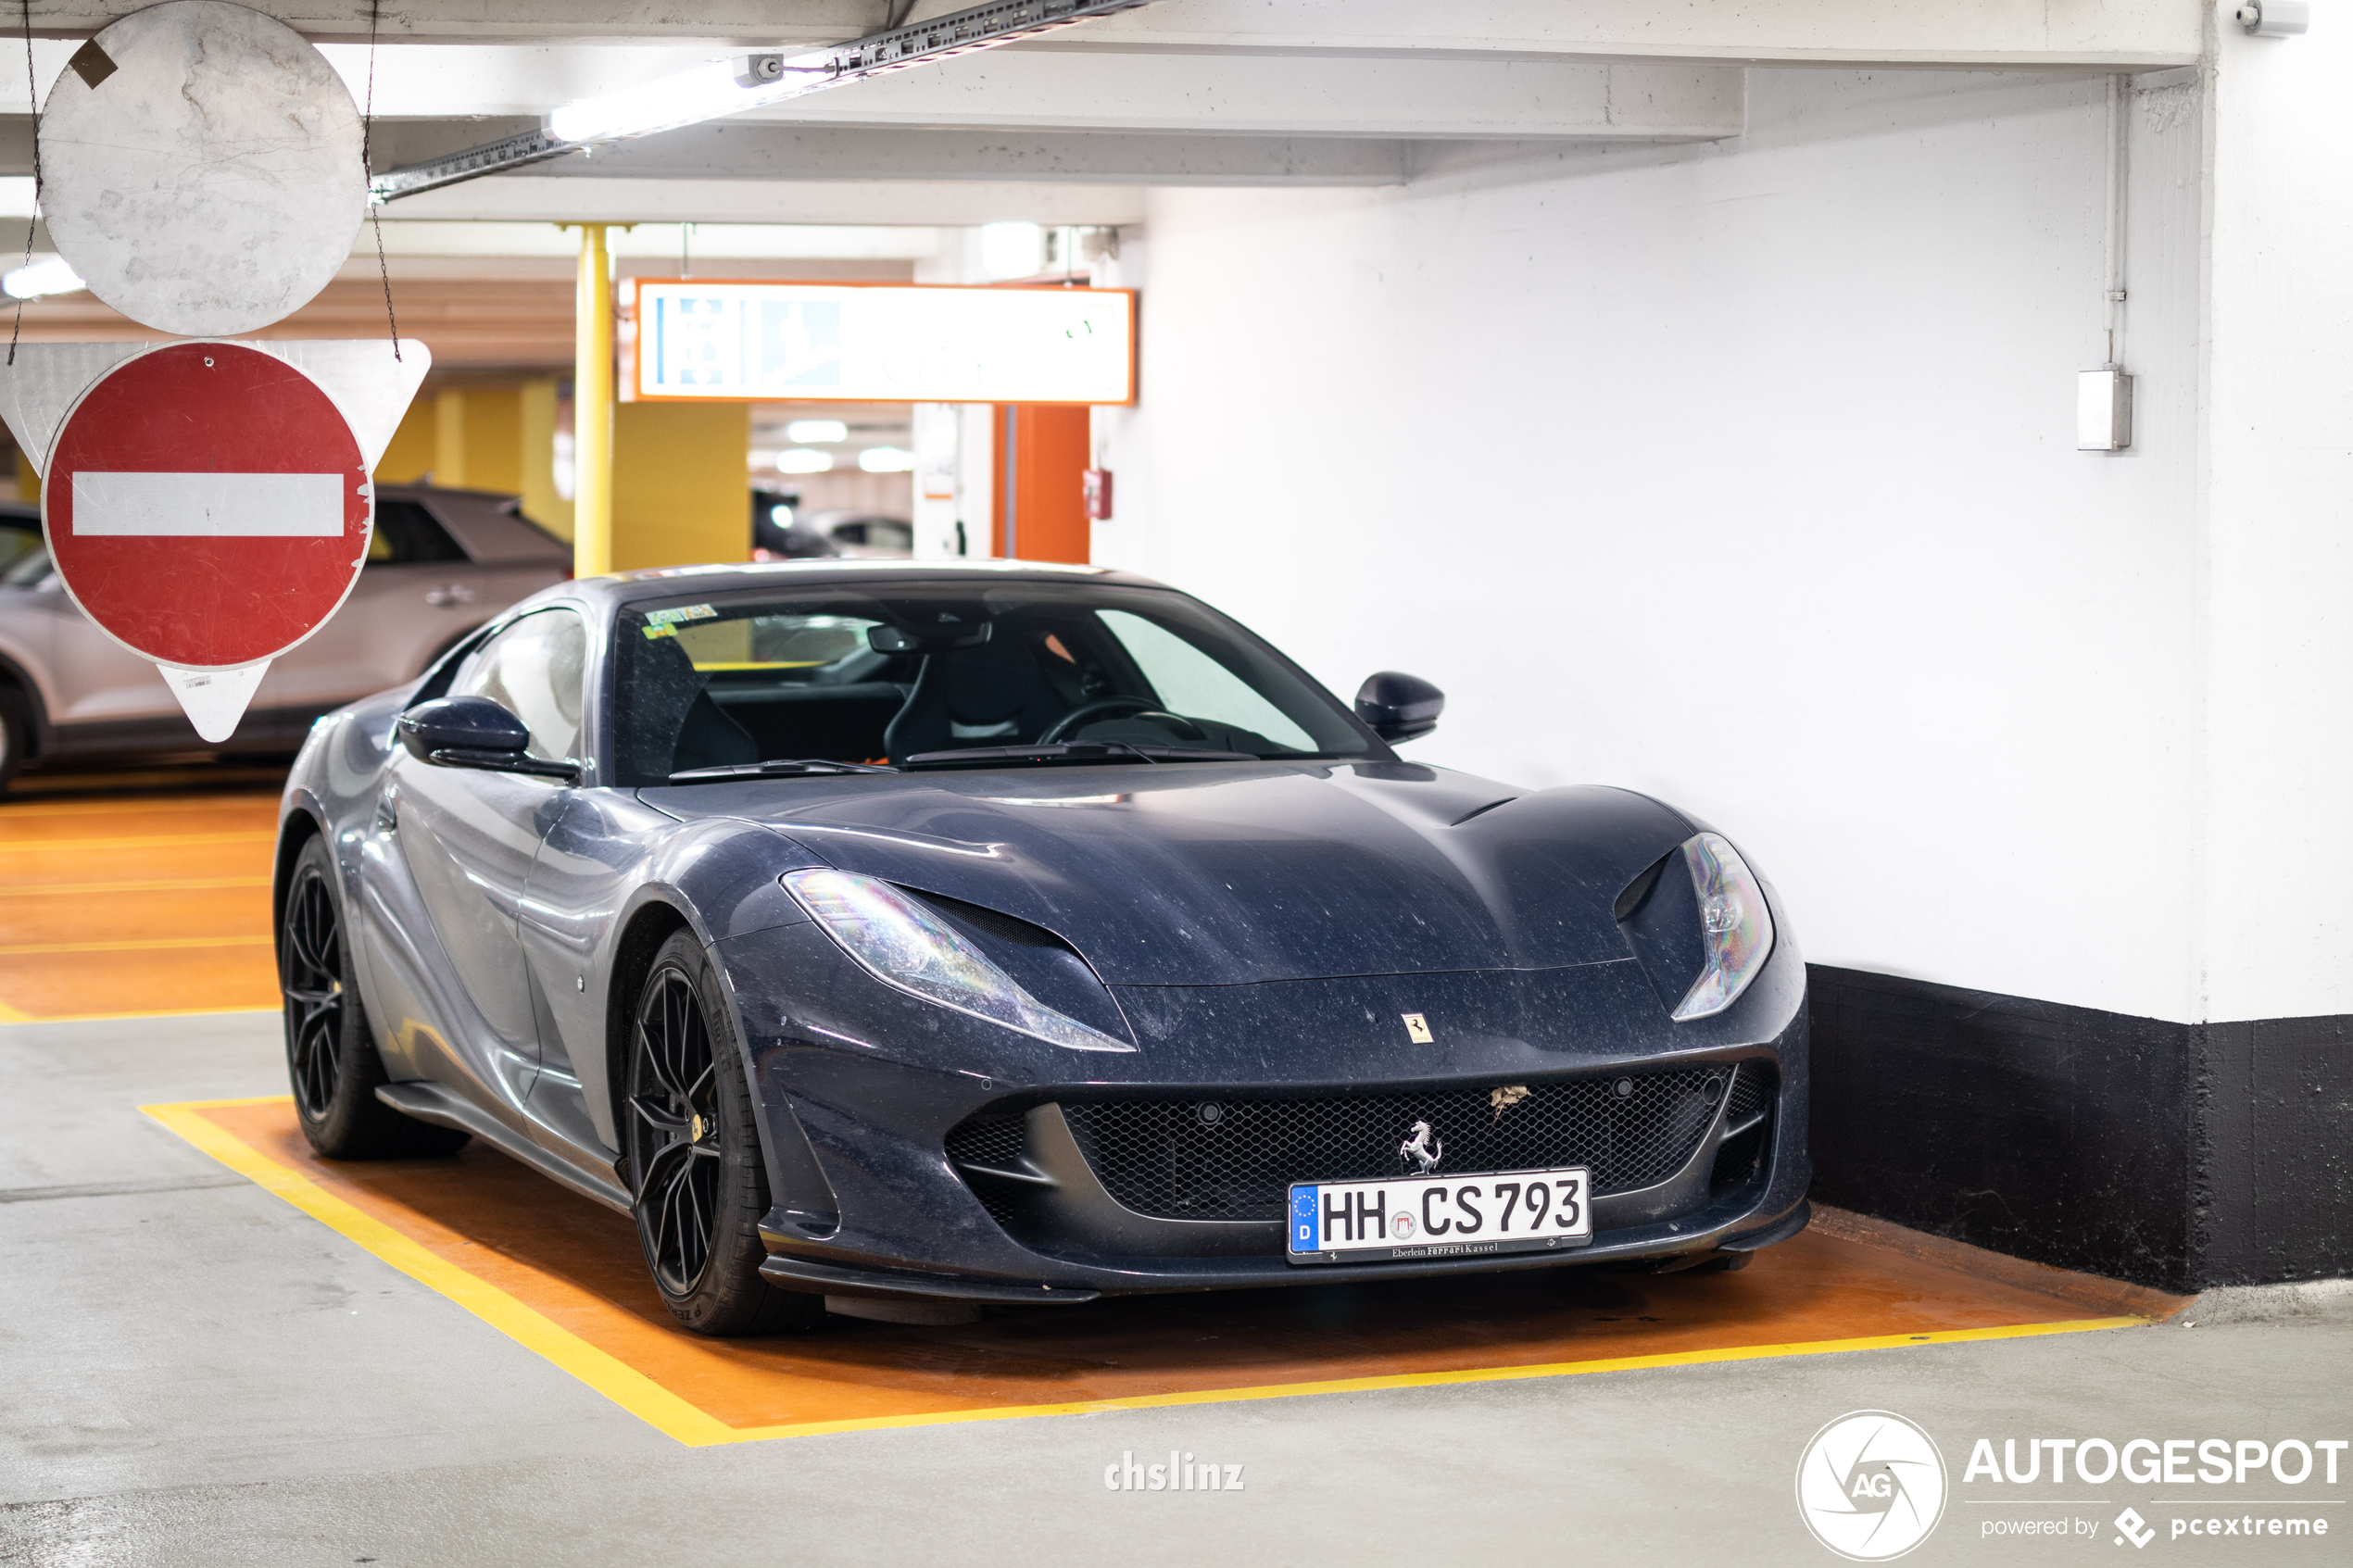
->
[367, 499, 469, 566]
[450, 608, 587, 761]
[1095, 609, 1316, 750]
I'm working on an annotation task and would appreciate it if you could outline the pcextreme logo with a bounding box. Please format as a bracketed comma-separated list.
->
[1796, 1410, 1951, 1561]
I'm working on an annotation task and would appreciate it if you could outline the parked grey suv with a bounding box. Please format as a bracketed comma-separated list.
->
[0, 485, 570, 787]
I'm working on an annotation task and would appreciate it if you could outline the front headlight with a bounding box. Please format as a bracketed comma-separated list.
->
[1670, 832, 1774, 1021]
[783, 869, 1134, 1052]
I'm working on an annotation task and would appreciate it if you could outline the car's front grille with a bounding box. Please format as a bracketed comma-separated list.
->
[1059, 1065, 1743, 1223]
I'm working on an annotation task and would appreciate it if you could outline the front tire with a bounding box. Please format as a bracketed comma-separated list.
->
[282, 834, 469, 1160]
[624, 928, 819, 1336]
[0, 686, 26, 794]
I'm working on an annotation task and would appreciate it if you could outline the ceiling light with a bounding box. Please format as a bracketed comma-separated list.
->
[980, 221, 1045, 280]
[859, 446, 916, 473]
[786, 419, 848, 444]
[748, 449, 777, 470]
[547, 55, 824, 146]
[3, 255, 85, 300]
[775, 448, 834, 474]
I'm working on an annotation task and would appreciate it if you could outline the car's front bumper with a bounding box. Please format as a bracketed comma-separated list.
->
[715, 921, 1810, 1303]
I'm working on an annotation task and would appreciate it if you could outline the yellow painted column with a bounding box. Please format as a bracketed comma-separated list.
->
[611, 402, 751, 571]
[573, 223, 614, 578]
[373, 399, 437, 484]
[518, 378, 574, 542]
[433, 391, 470, 487]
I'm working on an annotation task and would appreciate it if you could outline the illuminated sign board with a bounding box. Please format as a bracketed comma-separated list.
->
[628, 280, 1135, 404]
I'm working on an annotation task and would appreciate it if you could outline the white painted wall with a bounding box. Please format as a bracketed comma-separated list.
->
[2198, 19, 2353, 1022]
[1093, 68, 2226, 1022]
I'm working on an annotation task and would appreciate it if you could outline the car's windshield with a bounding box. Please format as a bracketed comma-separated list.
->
[612, 581, 1375, 784]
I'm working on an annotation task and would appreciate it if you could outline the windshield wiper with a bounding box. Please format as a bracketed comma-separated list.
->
[901, 743, 1257, 770]
[667, 759, 900, 781]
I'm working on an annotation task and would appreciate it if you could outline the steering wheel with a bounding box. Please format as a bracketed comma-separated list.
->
[1039, 696, 1206, 746]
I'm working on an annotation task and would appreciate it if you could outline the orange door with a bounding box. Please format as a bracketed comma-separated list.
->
[992, 404, 1090, 563]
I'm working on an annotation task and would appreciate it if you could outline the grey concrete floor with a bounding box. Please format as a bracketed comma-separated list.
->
[2, 1013, 2346, 1567]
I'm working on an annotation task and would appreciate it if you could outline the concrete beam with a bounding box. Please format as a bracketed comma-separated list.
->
[1011, 1, 2207, 69]
[364, 119, 1410, 188]
[311, 46, 1744, 143]
[6, 1, 2206, 66]
[381, 175, 1148, 226]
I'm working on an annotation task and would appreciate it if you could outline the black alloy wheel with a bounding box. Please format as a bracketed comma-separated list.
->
[280, 834, 469, 1160]
[282, 860, 346, 1121]
[623, 929, 819, 1336]
[628, 963, 724, 1297]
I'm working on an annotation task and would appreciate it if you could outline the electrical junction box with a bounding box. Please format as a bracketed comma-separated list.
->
[2078, 369, 2133, 451]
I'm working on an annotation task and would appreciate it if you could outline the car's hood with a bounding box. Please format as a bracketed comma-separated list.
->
[639, 761, 1694, 986]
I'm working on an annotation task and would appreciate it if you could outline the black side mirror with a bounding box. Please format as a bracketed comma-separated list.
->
[397, 696, 579, 781]
[1355, 671, 1444, 744]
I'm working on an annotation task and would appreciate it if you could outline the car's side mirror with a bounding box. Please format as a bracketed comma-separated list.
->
[1355, 671, 1445, 744]
[397, 696, 579, 782]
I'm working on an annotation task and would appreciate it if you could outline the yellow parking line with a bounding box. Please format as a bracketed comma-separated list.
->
[7, 1004, 276, 1023]
[145, 1096, 2154, 1449]
[0, 935, 272, 956]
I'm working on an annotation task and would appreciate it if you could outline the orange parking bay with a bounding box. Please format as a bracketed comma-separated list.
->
[151, 1097, 2184, 1448]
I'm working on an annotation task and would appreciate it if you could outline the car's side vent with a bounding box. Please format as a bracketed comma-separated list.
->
[1709, 1061, 1779, 1197]
[944, 1113, 1030, 1226]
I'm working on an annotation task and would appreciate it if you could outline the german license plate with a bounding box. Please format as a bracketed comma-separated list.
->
[1285, 1166, 1592, 1264]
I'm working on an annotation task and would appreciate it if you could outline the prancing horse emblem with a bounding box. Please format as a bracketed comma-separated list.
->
[1399, 1120, 1443, 1173]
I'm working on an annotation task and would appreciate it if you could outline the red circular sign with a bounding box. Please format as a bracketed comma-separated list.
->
[45, 342, 370, 669]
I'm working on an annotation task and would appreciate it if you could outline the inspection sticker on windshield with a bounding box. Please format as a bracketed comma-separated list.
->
[1287, 1166, 1591, 1264]
[645, 603, 717, 626]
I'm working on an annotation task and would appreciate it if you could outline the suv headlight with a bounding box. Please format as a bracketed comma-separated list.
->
[783, 869, 1134, 1052]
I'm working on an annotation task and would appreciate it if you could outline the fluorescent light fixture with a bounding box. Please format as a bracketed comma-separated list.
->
[775, 448, 835, 474]
[748, 449, 777, 470]
[858, 446, 916, 473]
[3, 254, 85, 300]
[980, 221, 1045, 281]
[786, 419, 849, 444]
[547, 55, 824, 145]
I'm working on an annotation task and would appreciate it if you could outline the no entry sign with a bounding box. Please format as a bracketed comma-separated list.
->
[0, 335, 428, 741]
[47, 342, 371, 670]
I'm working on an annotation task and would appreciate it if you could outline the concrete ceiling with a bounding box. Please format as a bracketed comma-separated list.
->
[0, 3, 2212, 232]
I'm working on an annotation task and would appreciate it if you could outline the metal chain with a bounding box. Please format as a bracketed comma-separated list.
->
[8, 0, 35, 366]
[364, 0, 400, 359]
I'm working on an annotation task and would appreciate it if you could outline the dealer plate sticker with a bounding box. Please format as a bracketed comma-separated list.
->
[1286, 1166, 1592, 1265]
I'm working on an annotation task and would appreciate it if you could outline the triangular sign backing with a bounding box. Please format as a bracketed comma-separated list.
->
[0, 339, 430, 475]
[158, 660, 271, 744]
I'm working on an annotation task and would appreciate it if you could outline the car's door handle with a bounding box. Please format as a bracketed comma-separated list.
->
[423, 583, 476, 608]
[374, 789, 399, 833]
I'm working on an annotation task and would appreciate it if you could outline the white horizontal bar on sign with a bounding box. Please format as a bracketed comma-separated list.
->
[71, 473, 346, 537]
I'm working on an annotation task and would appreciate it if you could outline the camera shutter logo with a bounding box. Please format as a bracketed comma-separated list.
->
[1793, 1411, 1948, 1561]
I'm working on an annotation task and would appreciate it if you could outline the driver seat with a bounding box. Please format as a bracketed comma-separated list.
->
[883, 634, 1070, 760]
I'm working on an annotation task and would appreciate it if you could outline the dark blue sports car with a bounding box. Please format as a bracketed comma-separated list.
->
[276, 560, 1808, 1334]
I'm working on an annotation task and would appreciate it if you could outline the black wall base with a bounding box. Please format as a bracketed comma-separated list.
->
[1807, 966, 2351, 1293]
